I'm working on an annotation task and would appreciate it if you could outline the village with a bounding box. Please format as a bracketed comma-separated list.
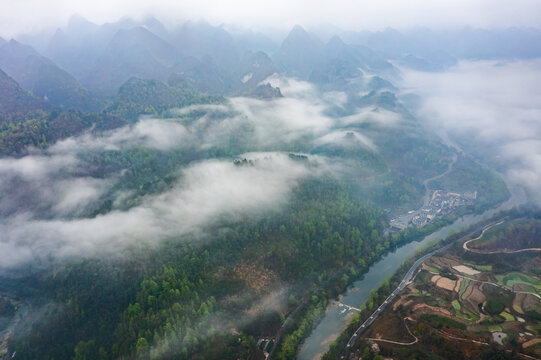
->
[391, 190, 477, 229]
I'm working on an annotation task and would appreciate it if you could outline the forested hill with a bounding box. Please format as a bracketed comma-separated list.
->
[0, 69, 49, 122]
[0, 69, 124, 154]
[0, 72, 215, 154]
[105, 77, 219, 120]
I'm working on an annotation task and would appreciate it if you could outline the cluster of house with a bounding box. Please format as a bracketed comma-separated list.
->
[411, 190, 477, 227]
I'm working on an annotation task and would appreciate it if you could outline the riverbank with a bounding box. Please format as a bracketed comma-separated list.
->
[297, 181, 526, 360]
[323, 213, 522, 360]
[339, 210, 541, 360]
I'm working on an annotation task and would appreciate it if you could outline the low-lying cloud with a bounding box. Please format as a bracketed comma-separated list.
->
[0, 153, 314, 269]
[52, 77, 344, 153]
[51, 117, 193, 153]
[0, 76, 389, 269]
[314, 130, 377, 151]
[0, 154, 110, 217]
[401, 59, 541, 202]
[341, 107, 401, 128]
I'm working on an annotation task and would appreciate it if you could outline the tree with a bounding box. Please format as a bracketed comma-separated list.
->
[136, 337, 149, 356]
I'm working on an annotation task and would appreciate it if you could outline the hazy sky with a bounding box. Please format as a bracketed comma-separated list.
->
[1, 0, 540, 37]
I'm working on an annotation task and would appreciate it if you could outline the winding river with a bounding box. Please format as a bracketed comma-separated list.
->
[297, 182, 527, 360]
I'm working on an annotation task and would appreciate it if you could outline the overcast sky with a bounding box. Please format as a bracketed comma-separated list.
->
[0, 0, 540, 38]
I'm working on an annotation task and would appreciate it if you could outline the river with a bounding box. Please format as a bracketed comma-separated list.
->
[297, 183, 527, 360]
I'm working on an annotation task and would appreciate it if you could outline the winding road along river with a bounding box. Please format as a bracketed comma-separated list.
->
[297, 182, 527, 360]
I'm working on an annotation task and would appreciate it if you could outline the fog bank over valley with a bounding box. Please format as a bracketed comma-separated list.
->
[402, 59, 541, 202]
[0, 75, 391, 269]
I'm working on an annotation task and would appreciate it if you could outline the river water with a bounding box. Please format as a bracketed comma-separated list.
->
[297, 184, 527, 360]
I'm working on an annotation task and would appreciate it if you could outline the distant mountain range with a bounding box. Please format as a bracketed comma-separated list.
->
[40, 16, 283, 96]
[2, 15, 541, 154]
[0, 40, 102, 112]
[4, 15, 540, 104]
[340, 27, 541, 71]
[0, 16, 399, 102]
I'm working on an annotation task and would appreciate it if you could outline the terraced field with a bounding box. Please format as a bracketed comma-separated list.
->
[350, 218, 541, 359]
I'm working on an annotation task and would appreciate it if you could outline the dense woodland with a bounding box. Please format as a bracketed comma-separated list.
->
[7, 177, 393, 359]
